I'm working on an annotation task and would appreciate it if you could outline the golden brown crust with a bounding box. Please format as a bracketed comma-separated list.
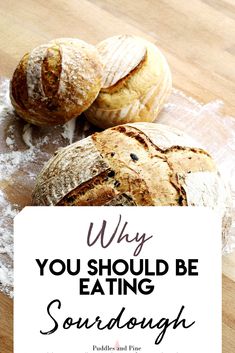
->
[85, 35, 172, 128]
[105, 193, 137, 206]
[101, 51, 148, 94]
[91, 124, 216, 206]
[10, 53, 29, 112]
[58, 170, 118, 206]
[32, 135, 109, 205]
[41, 46, 62, 97]
[98, 34, 147, 90]
[32, 122, 218, 208]
[10, 38, 103, 126]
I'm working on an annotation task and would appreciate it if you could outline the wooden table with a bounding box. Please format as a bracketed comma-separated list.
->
[0, 1, 234, 352]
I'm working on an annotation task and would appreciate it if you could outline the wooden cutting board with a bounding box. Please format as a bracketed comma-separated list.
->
[0, 1, 234, 352]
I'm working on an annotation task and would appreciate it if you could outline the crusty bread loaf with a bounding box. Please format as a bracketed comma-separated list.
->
[84, 35, 172, 128]
[10, 38, 103, 126]
[32, 122, 232, 247]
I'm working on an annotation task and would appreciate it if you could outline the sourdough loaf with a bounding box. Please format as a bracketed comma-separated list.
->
[32, 122, 232, 248]
[85, 35, 172, 128]
[10, 38, 103, 126]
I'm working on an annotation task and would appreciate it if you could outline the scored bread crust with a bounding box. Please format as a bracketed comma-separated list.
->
[32, 122, 224, 206]
[85, 35, 172, 128]
[32, 136, 109, 205]
[10, 38, 103, 126]
[32, 122, 232, 250]
[32, 123, 227, 202]
[98, 35, 147, 89]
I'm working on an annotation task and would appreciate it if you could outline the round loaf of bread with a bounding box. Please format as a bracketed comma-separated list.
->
[10, 38, 103, 126]
[32, 122, 232, 249]
[84, 35, 172, 128]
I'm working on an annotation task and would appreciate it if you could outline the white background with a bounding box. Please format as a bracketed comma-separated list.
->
[14, 206, 221, 353]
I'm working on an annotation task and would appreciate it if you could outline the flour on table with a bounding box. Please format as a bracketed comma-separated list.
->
[0, 77, 235, 298]
[61, 116, 77, 143]
[22, 124, 33, 148]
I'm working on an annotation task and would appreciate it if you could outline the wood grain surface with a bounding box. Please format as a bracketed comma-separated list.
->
[0, 292, 13, 353]
[0, 1, 234, 352]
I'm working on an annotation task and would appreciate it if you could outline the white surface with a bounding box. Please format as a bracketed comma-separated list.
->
[14, 207, 221, 353]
